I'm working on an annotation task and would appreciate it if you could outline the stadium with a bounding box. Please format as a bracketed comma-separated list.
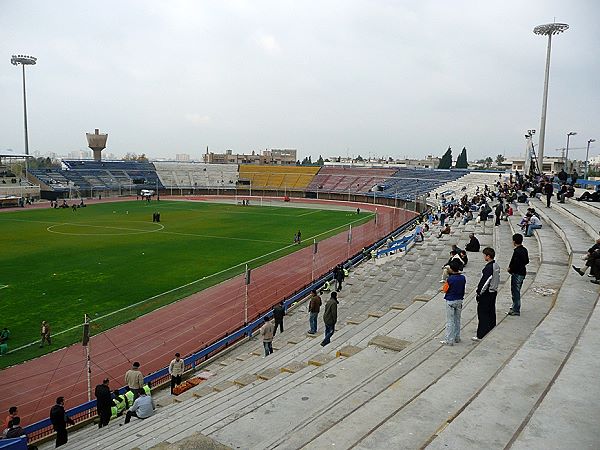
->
[1, 3, 599, 450]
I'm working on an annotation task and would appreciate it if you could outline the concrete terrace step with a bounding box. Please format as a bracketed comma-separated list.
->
[424, 204, 599, 449]
[277, 222, 540, 449]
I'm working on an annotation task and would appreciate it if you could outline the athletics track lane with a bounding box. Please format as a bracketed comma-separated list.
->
[0, 198, 416, 424]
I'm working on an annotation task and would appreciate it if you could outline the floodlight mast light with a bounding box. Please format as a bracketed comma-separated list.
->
[10, 54, 37, 158]
[533, 22, 568, 171]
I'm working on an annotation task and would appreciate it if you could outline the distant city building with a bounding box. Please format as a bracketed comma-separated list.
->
[203, 148, 297, 165]
[325, 155, 440, 169]
[67, 149, 92, 160]
[506, 156, 566, 174]
[176, 153, 191, 161]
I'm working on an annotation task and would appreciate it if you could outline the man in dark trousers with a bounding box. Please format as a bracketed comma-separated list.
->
[50, 396, 74, 447]
[544, 181, 554, 208]
[94, 378, 112, 428]
[472, 247, 500, 341]
[494, 202, 503, 226]
[307, 289, 322, 334]
[272, 301, 285, 336]
[507, 233, 529, 316]
[321, 291, 339, 346]
[334, 264, 345, 292]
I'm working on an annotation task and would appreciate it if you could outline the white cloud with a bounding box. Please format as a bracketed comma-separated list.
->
[255, 33, 281, 55]
[184, 114, 211, 125]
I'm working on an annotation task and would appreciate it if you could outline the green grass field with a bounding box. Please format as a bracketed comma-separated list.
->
[0, 199, 372, 367]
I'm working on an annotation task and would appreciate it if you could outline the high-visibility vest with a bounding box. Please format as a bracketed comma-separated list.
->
[111, 394, 127, 418]
[343, 269, 349, 277]
[124, 390, 135, 406]
[143, 384, 151, 395]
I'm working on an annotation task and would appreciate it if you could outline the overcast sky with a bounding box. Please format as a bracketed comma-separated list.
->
[1, 0, 598, 162]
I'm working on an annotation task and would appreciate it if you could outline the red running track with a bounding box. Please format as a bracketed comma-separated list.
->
[0, 197, 416, 424]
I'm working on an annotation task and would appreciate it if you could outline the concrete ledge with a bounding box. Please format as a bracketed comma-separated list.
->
[346, 317, 364, 325]
[308, 353, 336, 366]
[287, 337, 302, 344]
[281, 361, 307, 374]
[336, 345, 363, 357]
[413, 295, 432, 302]
[191, 385, 215, 398]
[390, 304, 406, 311]
[368, 311, 385, 318]
[233, 373, 259, 387]
[257, 367, 281, 380]
[368, 335, 411, 352]
[235, 353, 253, 362]
[147, 431, 232, 450]
[213, 380, 236, 392]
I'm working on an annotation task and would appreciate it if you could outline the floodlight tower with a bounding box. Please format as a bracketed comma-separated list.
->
[533, 22, 569, 171]
[10, 54, 37, 157]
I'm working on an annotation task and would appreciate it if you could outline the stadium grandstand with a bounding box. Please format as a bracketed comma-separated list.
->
[0, 151, 40, 206]
[1, 167, 597, 449]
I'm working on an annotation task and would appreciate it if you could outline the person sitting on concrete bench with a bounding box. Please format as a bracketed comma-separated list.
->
[524, 213, 542, 237]
[465, 233, 480, 252]
[124, 391, 155, 424]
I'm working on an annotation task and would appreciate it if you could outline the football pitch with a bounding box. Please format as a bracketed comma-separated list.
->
[0, 199, 372, 368]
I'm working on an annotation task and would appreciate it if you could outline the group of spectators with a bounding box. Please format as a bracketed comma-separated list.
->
[433, 181, 530, 347]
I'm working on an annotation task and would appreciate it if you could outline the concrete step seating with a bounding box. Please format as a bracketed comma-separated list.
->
[50, 214, 483, 449]
[45, 185, 600, 449]
[425, 198, 600, 449]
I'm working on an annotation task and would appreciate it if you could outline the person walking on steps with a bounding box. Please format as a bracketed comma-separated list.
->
[507, 233, 529, 316]
[94, 378, 112, 429]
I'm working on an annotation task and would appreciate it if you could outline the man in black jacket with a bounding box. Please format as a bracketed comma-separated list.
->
[473, 248, 500, 341]
[272, 301, 285, 336]
[94, 378, 112, 428]
[465, 233, 480, 252]
[50, 396, 74, 447]
[507, 233, 529, 316]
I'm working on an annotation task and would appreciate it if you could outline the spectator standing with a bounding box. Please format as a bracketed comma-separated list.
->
[494, 202, 503, 226]
[124, 391, 155, 424]
[0, 327, 10, 344]
[334, 264, 345, 292]
[4, 406, 18, 430]
[472, 248, 500, 341]
[307, 289, 322, 334]
[50, 396, 74, 447]
[94, 378, 112, 428]
[272, 302, 285, 336]
[260, 316, 275, 357]
[544, 181, 554, 208]
[507, 233, 529, 316]
[169, 353, 185, 394]
[321, 291, 339, 347]
[124, 362, 144, 400]
[440, 259, 466, 346]
[40, 320, 51, 347]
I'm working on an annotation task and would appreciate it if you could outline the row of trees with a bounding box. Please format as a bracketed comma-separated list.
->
[438, 147, 469, 169]
[438, 147, 507, 169]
